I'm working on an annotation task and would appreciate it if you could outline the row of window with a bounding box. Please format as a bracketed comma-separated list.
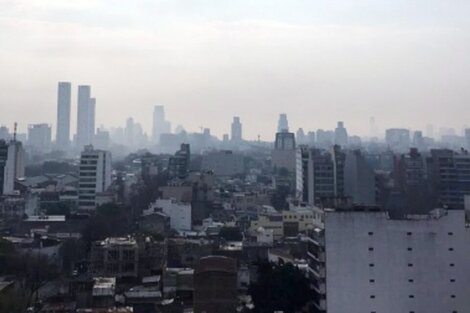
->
[369, 278, 456, 283]
[371, 295, 456, 299]
[368, 231, 454, 236]
[368, 263, 455, 267]
[372, 310, 458, 313]
[368, 247, 455, 251]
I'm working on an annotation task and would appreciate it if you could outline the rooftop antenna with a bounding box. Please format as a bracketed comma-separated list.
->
[13, 122, 17, 141]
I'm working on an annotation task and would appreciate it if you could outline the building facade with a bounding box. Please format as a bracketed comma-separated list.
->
[56, 82, 71, 149]
[78, 145, 112, 210]
[307, 208, 470, 313]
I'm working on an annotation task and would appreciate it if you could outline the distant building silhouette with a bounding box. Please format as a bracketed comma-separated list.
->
[230, 116, 242, 144]
[76, 85, 95, 149]
[168, 143, 190, 179]
[152, 105, 171, 144]
[277, 113, 289, 132]
[28, 123, 51, 152]
[56, 82, 71, 149]
[334, 121, 348, 147]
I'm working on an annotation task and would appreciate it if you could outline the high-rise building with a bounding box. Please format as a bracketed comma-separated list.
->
[194, 256, 238, 313]
[412, 130, 424, 150]
[272, 130, 296, 172]
[152, 105, 171, 144]
[316, 129, 334, 148]
[0, 140, 9, 195]
[2, 138, 25, 195]
[78, 145, 112, 210]
[334, 121, 348, 147]
[343, 150, 376, 206]
[394, 148, 430, 214]
[56, 82, 71, 148]
[94, 128, 110, 150]
[296, 128, 307, 145]
[230, 116, 242, 144]
[28, 123, 52, 152]
[465, 128, 470, 150]
[426, 149, 470, 209]
[296, 146, 345, 205]
[125, 117, 134, 147]
[89, 97, 96, 144]
[76, 85, 94, 148]
[385, 128, 410, 152]
[307, 208, 470, 313]
[0, 127, 9, 141]
[277, 113, 289, 132]
[168, 143, 190, 179]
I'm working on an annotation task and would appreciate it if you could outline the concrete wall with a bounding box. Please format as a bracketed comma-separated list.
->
[324, 210, 470, 313]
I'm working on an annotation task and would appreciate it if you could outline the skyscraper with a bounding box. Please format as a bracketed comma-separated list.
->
[334, 121, 349, 147]
[230, 116, 242, 143]
[2, 136, 25, 195]
[76, 85, 93, 148]
[89, 97, 96, 144]
[56, 82, 71, 148]
[152, 105, 171, 144]
[277, 113, 289, 132]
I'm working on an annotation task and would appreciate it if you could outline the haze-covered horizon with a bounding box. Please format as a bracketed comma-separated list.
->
[1, 0, 470, 140]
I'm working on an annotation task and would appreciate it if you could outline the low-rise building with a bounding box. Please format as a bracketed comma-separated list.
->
[90, 237, 139, 278]
[146, 199, 191, 232]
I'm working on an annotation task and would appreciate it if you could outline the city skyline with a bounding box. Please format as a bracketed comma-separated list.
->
[1, 1, 470, 139]
[1, 80, 469, 143]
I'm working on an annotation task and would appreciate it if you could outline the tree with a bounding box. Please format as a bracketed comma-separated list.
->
[0, 240, 58, 307]
[82, 203, 132, 251]
[271, 184, 291, 211]
[248, 261, 311, 313]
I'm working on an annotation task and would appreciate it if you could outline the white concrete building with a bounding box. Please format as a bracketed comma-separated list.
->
[307, 208, 470, 313]
[78, 145, 112, 210]
[147, 198, 191, 232]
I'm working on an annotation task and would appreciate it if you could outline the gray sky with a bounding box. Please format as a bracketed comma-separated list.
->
[1, 0, 470, 140]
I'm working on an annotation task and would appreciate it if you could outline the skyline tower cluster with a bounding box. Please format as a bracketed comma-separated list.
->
[55, 82, 96, 150]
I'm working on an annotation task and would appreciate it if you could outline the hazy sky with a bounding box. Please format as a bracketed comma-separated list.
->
[1, 0, 470, 140]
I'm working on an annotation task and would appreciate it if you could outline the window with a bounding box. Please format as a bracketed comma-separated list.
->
[369, 263, 375, 267]
[368, 232, 374, 236]
[369, 279, 375, 283]
[448, 232, 454, 235]
[450, 279, 456, 282]
[407, 247, 413, 251]
[451, 295, 456, 298]
[450, 263, 455, 267]
[449, 248, 454, 251]
[407, 232, 413, 236]
[370, 295, 375, 299]
[408, 279, 414, 283]
[408, 263, 413, 267]
[409, 295, 414, 299]
[368, 247, 374, 251]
